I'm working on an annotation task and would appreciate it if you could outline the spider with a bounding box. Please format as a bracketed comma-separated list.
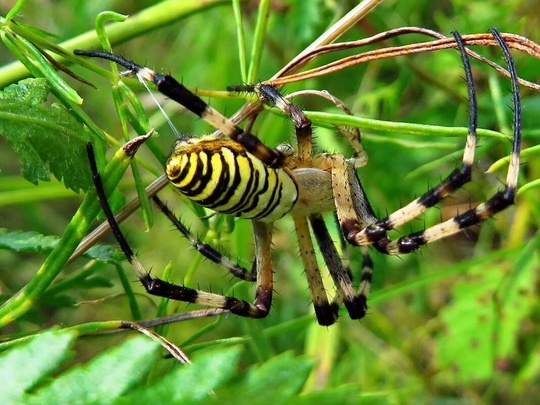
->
[77, 28, 521, 326]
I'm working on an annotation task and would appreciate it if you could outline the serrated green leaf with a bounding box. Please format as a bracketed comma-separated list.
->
[0, 78, 92, 192]
[0, 330, 75, 403]
[495, 236, 539, 359]
[0, 228, 121, 263]
[28, 336, 161, 404]
[435, 265, 502, 382]
[435, 236, 540, 385]
[121, 346, 242, 404]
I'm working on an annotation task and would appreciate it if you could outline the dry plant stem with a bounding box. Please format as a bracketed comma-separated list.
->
[268, 32, 540, 91]
[228, 0, 384, 126]
[135, 308, 229, 328]
[273, 0, 384, 79]
[276, 26, 440, 76]
[120, 321, 191, 363]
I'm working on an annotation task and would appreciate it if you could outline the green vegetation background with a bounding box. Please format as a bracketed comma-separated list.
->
[0, 0, 539, 403]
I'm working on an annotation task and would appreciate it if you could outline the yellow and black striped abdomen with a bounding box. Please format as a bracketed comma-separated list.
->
[166, 136, 298, 223]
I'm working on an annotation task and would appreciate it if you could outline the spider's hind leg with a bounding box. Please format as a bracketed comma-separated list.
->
[342, 29, 521, 255]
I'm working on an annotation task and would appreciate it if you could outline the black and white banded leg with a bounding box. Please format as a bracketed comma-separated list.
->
[87, 144, 271, 318]
[151, 195, 256, 282]
[341, 29, 521, 256]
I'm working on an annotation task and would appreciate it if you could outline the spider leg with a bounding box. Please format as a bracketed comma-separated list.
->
[310, 213, 367, 320]
[152, 195, 256, 282]
[294, 216, 339, 325]
[342, 29, 521, 255]
[251, 221, 274, 318]
[257, 85, 373, 321]
[74, 49, 286, 169]
[358, 247, 374, 301]
[334, 212, 374, 303]
[88, 143, 270, 318]
[254, 84, 313, 160]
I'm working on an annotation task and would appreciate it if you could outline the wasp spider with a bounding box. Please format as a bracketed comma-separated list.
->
[78, 29, 521, 326]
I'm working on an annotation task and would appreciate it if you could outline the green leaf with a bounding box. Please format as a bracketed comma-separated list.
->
[0, 330, 75, 403]
[226, 352, 314, 404]
[122, 346, 242, 404]
[28, 336, 161, 404]
[495, 235, 540, 361]
[434, 264, 503, 382]
[0, 78, 92, 192]
[433, 244, 539, 384]
[0, 228, 120, 263]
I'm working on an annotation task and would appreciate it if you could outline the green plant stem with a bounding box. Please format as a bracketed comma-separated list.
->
[0, 142, 144, 328]
[0, 0, 229, 87]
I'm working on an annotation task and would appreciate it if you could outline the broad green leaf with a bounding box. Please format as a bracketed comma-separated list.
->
[122, 346, 242, 404]
[0, 78, 92, 192]
[0, 330, 75, 403]
[435, 263, 503, 382]
[227, 352, 314, 404]
[433, 245, 538, 384]
[494, 236, 539, 360]
[27, 336, 161, 404]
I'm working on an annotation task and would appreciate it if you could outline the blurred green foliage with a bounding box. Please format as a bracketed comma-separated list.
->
[0, 0, 539, 403]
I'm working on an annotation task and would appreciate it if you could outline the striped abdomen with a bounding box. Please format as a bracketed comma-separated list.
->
[166, 136, 298, 223]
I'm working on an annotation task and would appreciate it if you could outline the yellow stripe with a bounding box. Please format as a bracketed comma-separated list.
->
[192, 152, 223, 201]
[212, 150, 249, 211]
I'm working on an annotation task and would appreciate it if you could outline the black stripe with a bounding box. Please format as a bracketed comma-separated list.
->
[220, 155, 258, 213]
[198, 152, 231, 206]
[244, 165, 274, 218]
[140, 274, 199, 303]
[232, 161, 264, 215]
[344, 296, 367, 320]
[207, 152, 240, 208]
[183, 153, 214, 197]
[74, 50, 140, 72]
[154, 74, 213, 119]
[313, 302, 339, 326]
[223, 158, 268, 216]
[417, 164, 472, 208]
[254, 177, 283, 219]
[386, 231, 427, 254]
[361, 253, 374, 282]
[169, 153, 199, 191]
[226, 297, 269, 318]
